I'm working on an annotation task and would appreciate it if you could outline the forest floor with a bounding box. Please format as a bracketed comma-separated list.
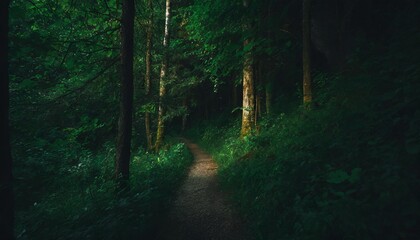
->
[155, 140, 250, 240]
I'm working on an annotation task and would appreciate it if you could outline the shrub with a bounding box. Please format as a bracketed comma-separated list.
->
[15, 142, 193, 239]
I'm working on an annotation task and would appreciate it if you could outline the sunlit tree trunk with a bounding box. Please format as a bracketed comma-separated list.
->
[155, 0, 171, 151]
[303, 0, 312, 107]
[241, 40, 255, 137]
[144, 0, 153, 151]
[116, 0, 135, 187]
[256, 61, 263, 119]
[0, 1, 14, 239]
[240, 0, 255, 137]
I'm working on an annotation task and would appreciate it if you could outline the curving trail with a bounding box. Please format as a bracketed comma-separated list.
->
[156, 140, 250, 240]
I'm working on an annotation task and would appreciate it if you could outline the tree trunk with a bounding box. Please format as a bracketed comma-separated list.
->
[265, 85, 272, 114]
[241, 43, 255, 137]
[256, 61, 263, 118]
[240, 0, 255, 137]
[254, 62, 261, 126]
[254, 94, 259, 127]
[205, 103, 209, 119]
[303, 0, 312, 107]
[232, 83, 238, 109]
[115, 0, 135, 187]
[0, 1, 14, 239]
[181, 97, 188, 132]
[155, 0, 171, 151]
[144, 0, 153, 151]
[265, 0, 273, 115]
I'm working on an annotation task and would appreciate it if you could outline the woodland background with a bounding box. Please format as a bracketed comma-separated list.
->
[0, 0, 419, 239]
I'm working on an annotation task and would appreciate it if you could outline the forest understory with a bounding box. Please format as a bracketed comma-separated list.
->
[1, 0, 419, 239]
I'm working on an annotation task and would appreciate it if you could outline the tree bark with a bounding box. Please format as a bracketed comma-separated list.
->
[232, 83, 238, 109]
[0, 1, 14, 239]
[116, 0, 135, 187]
[181, 97, 188, 132]
[144, 0, 153, 151]
[256, 61, 263, 119]
[265, 0, 273, 115]
[241, 42, 255, 137]
[303, 0, 313, 107]
[265, 85, 272, 114]
[155, 0, 171, 151]
[240, 0, 255, 137]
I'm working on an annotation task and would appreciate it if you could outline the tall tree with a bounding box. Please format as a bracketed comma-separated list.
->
[144, 0, 154, 151]
[302, 0, 312, 107]
[115, 0, 135, 186]
[0, 0, 14, 239]
[265, 0, 273, 115]
[155, 0, 171, 151]
[181, 97, 188, 132]
[240, 0, 255, 137]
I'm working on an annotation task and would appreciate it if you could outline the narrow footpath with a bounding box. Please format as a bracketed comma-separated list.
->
[156, 140, 250, 240]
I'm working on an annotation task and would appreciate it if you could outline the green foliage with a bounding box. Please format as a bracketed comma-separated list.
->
[183, 0, 250, 86]
[15, 143, 193, 239]
[9, 0, 121, 154]
[189, 33, 420, 238]
[9, 0, 420, 239]
[10, 0, 197, 237]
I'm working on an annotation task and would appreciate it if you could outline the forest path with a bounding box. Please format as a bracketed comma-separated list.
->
[155, 139, 251, 240]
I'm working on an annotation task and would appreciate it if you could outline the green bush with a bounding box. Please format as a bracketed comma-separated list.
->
[191, 68, 419, 239]
[15, 142, 193, 239]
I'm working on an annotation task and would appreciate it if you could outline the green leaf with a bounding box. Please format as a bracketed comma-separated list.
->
[349, 168, 362, 183]
[326, 169, 349, 184]
[19, 79, 36, 89]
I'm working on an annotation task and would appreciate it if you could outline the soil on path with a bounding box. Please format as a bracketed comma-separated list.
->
[155, 140, 251, 240]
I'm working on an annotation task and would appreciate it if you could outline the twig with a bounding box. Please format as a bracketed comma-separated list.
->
[46, 56, 119, 104]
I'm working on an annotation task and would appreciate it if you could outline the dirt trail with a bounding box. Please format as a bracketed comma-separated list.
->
[155, 140, 250, 240]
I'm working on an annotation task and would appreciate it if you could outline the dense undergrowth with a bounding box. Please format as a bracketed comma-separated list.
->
[188, 35, 420, 239]
[14, 140, 193, 240]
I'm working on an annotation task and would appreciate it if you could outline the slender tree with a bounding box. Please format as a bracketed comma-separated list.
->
[265, 0, 273, 115]
[265, 83, 272, 114]
[181, 97, 188, 132]
[155, 0, 171, 151]
[302, 0, 312, 107]
[144, 0, 153, 151]
[232, 83, 239, 109]
[0, 0, 14, 239]
[240, 0, 255, 137]
[115, 0, 135, 186]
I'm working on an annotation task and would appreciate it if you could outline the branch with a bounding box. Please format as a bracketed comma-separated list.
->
[46, 57, 119, 104]
[52, 27, 120, 45]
